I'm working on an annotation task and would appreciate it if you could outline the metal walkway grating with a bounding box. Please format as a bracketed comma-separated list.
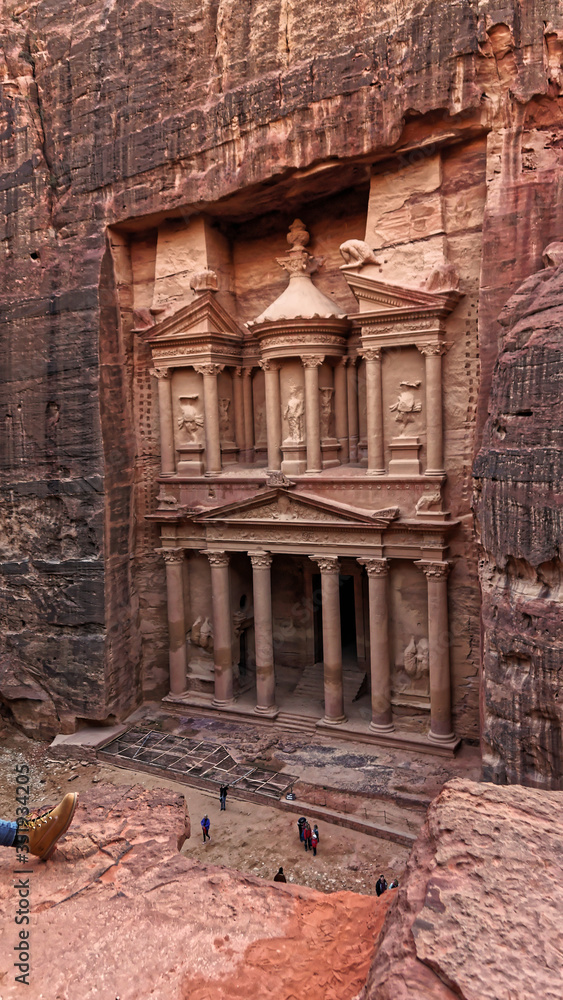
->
[98, 728, 297, 800]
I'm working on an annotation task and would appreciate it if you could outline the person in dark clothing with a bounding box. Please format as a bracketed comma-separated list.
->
[297, 816, 307, 842]
[219, 784, 228, 810]
[273, 866, 287, 883]
[375, 875, 388, 896]
[201, 815, 211, 843]
[303, 821, 312, 851]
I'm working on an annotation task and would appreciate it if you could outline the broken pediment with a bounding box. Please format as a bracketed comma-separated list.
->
[193, 489, 399, 528]
[343, 270, 463, 321]
[145, 291, 245, 360]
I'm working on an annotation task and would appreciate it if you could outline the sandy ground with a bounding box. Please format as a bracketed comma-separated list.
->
[0, 721, 409, 894]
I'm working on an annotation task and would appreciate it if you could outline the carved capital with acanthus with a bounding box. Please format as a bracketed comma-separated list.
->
[416, 560, 450, 579]
[358, 556, 389, 577]
[360, 348, 382, 363]
[202, 549, 230, 567]
[310, 554, 340, 574]
[249, 549, 273, 570]
[417, 342, 448, 357]
[232, 366, 243, 378]
[160, 547, 185, 564]
[259, 359, 281, 373]
[301, 355, 324, 369]
[150, 367, 172, 380]
[194, 363, 224, 377]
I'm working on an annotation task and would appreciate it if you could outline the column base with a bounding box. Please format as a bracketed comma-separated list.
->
[369, 720, 395, 734]
[204, 470, 222, 477]
[424, 469, 446, 477]
[428, 728, 456, 745]
[320, 714, 347, 726]
[366, 468, 386, 477]
[212, 697, 236, 709]
[163, 690, 190, 701]
[254, 704, 279, 718]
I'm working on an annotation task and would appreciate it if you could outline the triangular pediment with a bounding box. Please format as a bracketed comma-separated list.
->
[146, 292, 245, 345]
[193, 489, 399, 528]
[343, 272, 462, 320]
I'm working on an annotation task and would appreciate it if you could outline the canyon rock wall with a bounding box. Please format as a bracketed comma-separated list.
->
[0, 0, 562, 734]
[474, 254, 563, 787]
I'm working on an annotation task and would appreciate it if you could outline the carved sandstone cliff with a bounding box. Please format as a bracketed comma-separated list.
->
[474, 252, 563, 788]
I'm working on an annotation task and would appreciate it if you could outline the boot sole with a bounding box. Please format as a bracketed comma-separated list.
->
[41, 793, 78, 861]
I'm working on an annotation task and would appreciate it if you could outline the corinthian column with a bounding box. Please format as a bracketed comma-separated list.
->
[249, 550, 277, 715]
[151, 368, 175, 476]
[362, 348, 385, 475]
[242, 367, 255, 463]
[334, 358, 349, 465]
[358, 557, 394, 732]
[346, 358, 359, 463]
[417, 560, 454, 742]
[232, 367, 245, 459]
[260, 360, 282, 471]
[310, 554, 346, 724]
[194, 363, 223, 475]
[302, 356, 323, 473]
[161, 548, 187, 695]
[418, 343, 447, 476]
[204, 550, 234, 706]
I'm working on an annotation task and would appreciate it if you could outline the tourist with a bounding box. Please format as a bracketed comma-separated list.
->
[389, 878, 399, 889]
[201, 815, 211, 843]
[0, 793, 77, 861]
[303, 820, 312, 851]
[219, 783, 228, 811]
[311, 827, 319, 856]
[375, 874, 388, 896]
[273, 866, 287, 882]
[297, 816, 307, 842]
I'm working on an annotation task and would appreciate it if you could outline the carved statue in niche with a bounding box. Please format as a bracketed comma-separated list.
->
[187, 616, 214, 679]
[178, 395, 204, 443]
[389, 380, 422, 434]
[339, 239, 380, 267]
[283, 379, 305, 443]
[255, 406, 266, 445]
[219, 397, 233, 438]
[403, 636, 429, 682]
[319, 386, 334, 439]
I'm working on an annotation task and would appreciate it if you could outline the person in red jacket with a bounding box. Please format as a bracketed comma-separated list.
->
[303, 821, 312, 851]
[311, 827, 319, 856]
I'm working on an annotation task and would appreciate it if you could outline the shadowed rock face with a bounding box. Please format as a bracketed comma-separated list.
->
[0, 784, 389, 1000]
[474, 259, 563, 788]
[359, 778, 563, 1000]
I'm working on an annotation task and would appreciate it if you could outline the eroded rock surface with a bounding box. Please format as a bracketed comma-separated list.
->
[0, 784, 389, 999]
[360, 778, 563, 1000]
[474, 257, 563, 787]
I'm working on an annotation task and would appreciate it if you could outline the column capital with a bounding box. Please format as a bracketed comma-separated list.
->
[160, 547, 185, 564]
[358, 556, 389, 577]
[202, 549, 230, 567]
[337, 356, 351, 368]
[259, 359, 281, 372]
[249, 549, 273, 569]
[241, 365, 254, 378]
[416, 559, 451, 579]
[310, 554, 340, 574]
[360, 348, 382, 363]
[301, 355, 324, 368]
[150, 366, 172, 380]
[417, 342, 449, 357]
[232, 365, 243, 378]
[194, 362, 224, 377]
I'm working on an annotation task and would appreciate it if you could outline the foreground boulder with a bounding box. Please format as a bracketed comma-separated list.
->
[359, 778, 563, 999]
[0, 784, 388, 999]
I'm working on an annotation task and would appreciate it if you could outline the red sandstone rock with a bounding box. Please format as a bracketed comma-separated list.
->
[0, 784, 388, 999]
[474, 257, 563, 788]
[359, 778, 563, 1000]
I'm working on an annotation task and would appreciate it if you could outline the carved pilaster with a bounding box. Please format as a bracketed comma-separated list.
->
[302, 357, 323, 472]
[358, 555, 393, 732]
[416, 343, 449, 476]
[160, 547, 187, 695]
[361, 347, 384, 475]
[416, 559, 454, 742]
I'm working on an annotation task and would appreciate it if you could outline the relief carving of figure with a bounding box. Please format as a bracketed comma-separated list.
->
[339, 239, 380, 267]
[389, 380, 422, 434]
[189, 616, 214, 652]
[404, 636, 429, 680]
[415, 490, 442, 514]
[319, 386, 334, 439]
[178, 395, 204, 443]
[255, 405, 266, 445]
[219, 397, 232, 438]
[283, 379, 305, 443]
[187, 616, 215, 680]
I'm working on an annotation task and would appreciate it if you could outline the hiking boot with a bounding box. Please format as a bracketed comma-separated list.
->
[18, 793, 78, 861]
